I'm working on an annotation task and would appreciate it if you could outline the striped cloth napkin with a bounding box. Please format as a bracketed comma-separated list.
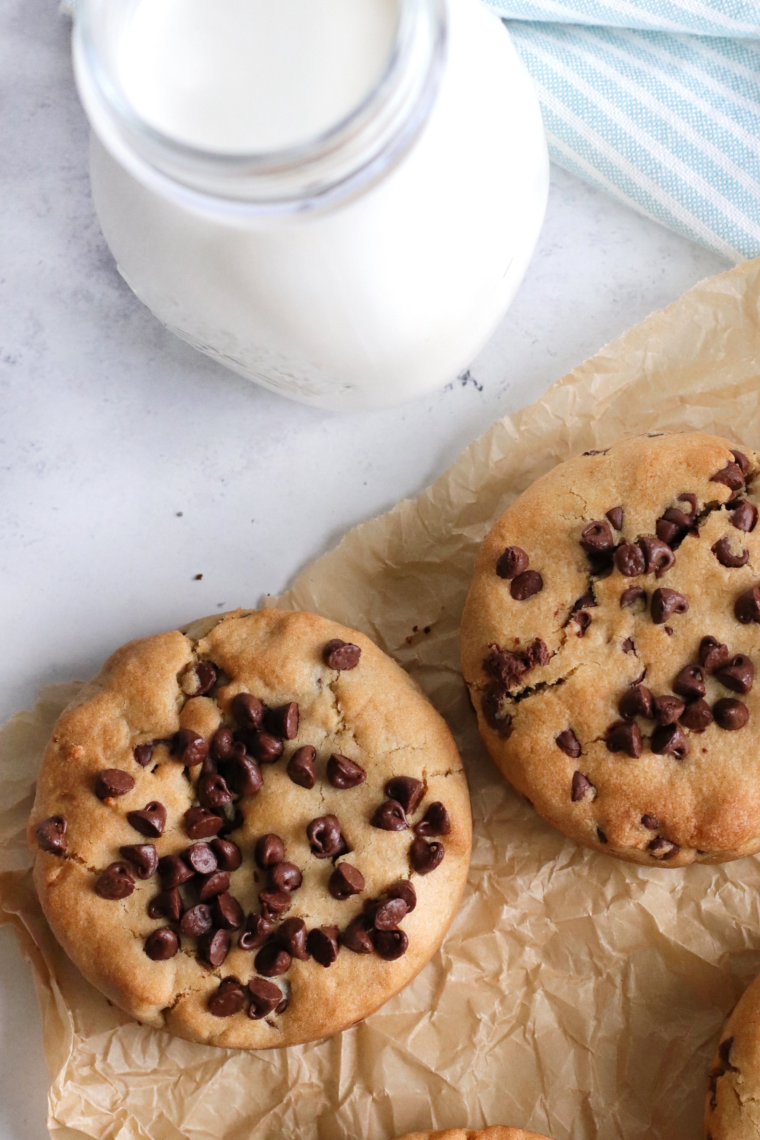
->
[484, 0, 760, 261]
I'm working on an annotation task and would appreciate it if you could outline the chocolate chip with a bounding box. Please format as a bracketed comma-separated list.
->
[409, 837, 444, 874]
[119, 843, 158, 879]
[266, 702, 299, 741]
[571, 772, 596, 802]
[199, 928, 231, 968]
[574, 612, 592, 636]
[699, 636, 730, 673]
[172, 729, 209, 768]
[556, 729, 581, 757]
[587, 551, 615, 578]
[246, 731, 283, 765]
[127, 801, 167, 838]
[680, 699, 714, 731]
[735, 586, 760, 624]
[371, 800, 408, 831]
[622, 638, 636, 653]
[618, 684, 653, 720]
[210, 727, 234, 762]
[219, 805, 244, 837]
[484, 645, 528, 689]
[481, 683, 513, 737]
[307, 925, 340, 967]
[144, 927, 180, 961]
[384, 777, 424, 815]
[496, 546, 529, 579]
[203, 839, 237, 874]
[95, 769, 135, 800]
[224, 753, 263, 796]
[731, 500, 758, 532]
[711, 461, 745, 491]
[641, 814, 659, 830]
[208, 976, 245, 1017]
[414, 802, 451, 837]
[184, 806, 224, 840]
[259, 889, 293, 919]
[651, 723, 690, 758]
[238, 913, 274, 951]
[323, 639, 361, 671]
[638, 535, 675, 577]
[183, 661, 217, 697]
[327, 754, 367, 789]
[255, 833, 285, 868]
[653, 695, 686, 726]
[716, 654, 755, 694]
[714, 698, 749, 730]
[615, 543, 646, 576]
[158, 853, 194, 888]
[651, 588, 689, 624]
[232, 692, 265, 730]
[148, 888, 183, 922]
[528, 637, 551, 667]
[212, 891, 244, 930]
[655, 518, 682, 546]
[372, 928, 409, 960]
[606, 506, 624, 530]
[580, 520, 614, 554]
[180, 903, 213, 938]
[648, 836, 680, 860]
[198, 870, 231, 900]
[620, 586, 646, 609]
[245, 977, 281, 1019]
[197, 773, 233, 811]
[133, 743, 154, 767]
[712, 535, 749, 568]
[267, 862, 302, 892]
[287, 746, 317, 789]
[387, 879, 417, 912]
[35, 815, 67, 854]
[183, 843, 217, 875]
[328, 862, 365, 899]
[255, 942, 292, 976]
[372, 897, 408, 930]
[95, 862, 135, 900]
[673, 665, 706, 701]
[277, 917, 310, 960]
[341, 916, 375, 954]
[510, 570, 543, 600]
[605, 720, 642, 757]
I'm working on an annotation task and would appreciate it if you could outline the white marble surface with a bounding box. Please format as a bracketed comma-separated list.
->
[0, 1, 731, 1138]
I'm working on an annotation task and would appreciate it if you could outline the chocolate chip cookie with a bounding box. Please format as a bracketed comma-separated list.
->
[461, 432, 760, 866]
[395, 1129, 554, 1140]
[705, 974, 760, 1139]
[29, 608, 471, 1048]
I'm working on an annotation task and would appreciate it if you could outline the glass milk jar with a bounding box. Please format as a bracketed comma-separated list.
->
[73, 0, 549, 411]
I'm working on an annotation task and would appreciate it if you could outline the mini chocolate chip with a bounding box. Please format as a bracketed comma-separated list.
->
[323, 639, 362, 671]
[158, 853, 195, 888]
[680, 699, 714, 731]
[714, 698, 749, 730]
[699, 636, 730, 673]
[648, 836, 680, 859]
[414, 802, 451, 837]
[328, 862, 365, 899]
[185, 661, 217, 696]
[651, 723, 690, 758]
[655, 518, 681, 546]
[239, 912, 274, 951]
[731, 500, 758, 532]
[277, 917, 310, 960]
[208, 837, 241, 872]
[172, 729, 209, 768]
[653, 695, 686, 726]
[620, 586, 646, 609]
[496, 546, 529, 579]
[198, 870, 231, 900]
[372, 897, 408, 930]
[267, 862, 302, 892]
[409, 837, 444, 874]
[651, 588, 689, 624]
[307, 925, 340, 967]
[224, 753, 263, 796]
[712, 535, 749, 568]
[119, 843, 158, 879]
[232, 692, 265, 730]
[246, 731, 283, 765]
[212, 891, 244, 930]
[510, 570, 543, 600]
[619, 684, 653, 720]
[341, 916, 375, 954]
[638, 535, 675, 577]
[306, 815, 347, 859]
[574, 611, 592, 636]
[641, 814, 659, 830]
[615, 543, 646, 576]
[35, 815, 67, 854]
[259, 889, 293, 919]
[197, 773, 233, 811]
[199, 928, 231, 968]
[571, 772, 596, 803]
[184, 843, 218, 875]
[255, 833, 286, 868]
[184, 807, 224, 840]
[556, 729, 582, 757]
[735, 586, 760, 624]
[372, 927, 409, 960]
[716, 654, 755, 694]
[208, 976, 246, 1017]
[95, 862, 135, 900]
[605, 720, 642, 757]
[248, 977, 284, 1019]
[572, 593, 597, 614]
[255, 942, 292, 976]
[327, 754, 367, 789]
[145, 928, 180, 961]
[148, 888, 183, 922]
[384, 777, 424, 815]
[266, 702, 299, 741]
[371, 800, 408, 831]
[95, 769, 135, 800]
[287, 746, 317, 789]
[526, 637, 550, 667]
[580, 520, 614, 554]
[133, 743, 154, 767]
[388, 879, 417, 912]
[127, 802, 167, 838]
[211, 727, 236, 761]
[711, 461, 745, 491]
[621, 638, 636, 653]
[481, 683, 513, 737]
[606, 506, 624, 530]
[673, 665, 706, 700]
[180, 903, 213, 938]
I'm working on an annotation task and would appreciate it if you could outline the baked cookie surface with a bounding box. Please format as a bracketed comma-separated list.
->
[705, 973, 760, 1139]
[29, 608, 471, 1048]
[395, 1129, 554, 1140]
[461, 432, 760, 866]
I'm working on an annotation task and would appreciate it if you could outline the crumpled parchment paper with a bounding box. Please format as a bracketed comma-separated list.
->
[4, 257, 760, 1140]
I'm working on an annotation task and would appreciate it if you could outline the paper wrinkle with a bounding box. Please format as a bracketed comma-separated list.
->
[4, 259, 760, 1139]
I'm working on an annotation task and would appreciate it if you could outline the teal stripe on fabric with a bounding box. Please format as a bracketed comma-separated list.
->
[486, 0, 760, 37]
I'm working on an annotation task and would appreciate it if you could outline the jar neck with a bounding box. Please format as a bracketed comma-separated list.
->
[72, 0, 448, 216]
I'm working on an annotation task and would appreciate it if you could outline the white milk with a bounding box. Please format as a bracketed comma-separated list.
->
[74, 0, 549, 410]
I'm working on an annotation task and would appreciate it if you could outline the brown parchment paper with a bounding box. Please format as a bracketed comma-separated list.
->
[4, 258, 760, 1140]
